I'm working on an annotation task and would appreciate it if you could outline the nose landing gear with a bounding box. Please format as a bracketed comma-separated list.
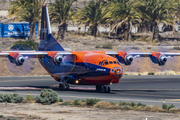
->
[96, 85, 110, 93]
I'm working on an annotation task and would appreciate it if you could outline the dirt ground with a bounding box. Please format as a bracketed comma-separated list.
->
[0, 102, 179, 120]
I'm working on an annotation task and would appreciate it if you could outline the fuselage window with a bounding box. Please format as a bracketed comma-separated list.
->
[113, 61, 117, 64]
[109, 61, 113, 64]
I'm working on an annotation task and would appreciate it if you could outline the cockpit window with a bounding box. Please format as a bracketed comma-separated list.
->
[113, 61, 117, 64]
[117, 62, 120, 65]
[104, 61, 108, 65]
[99, 62, 103, 65]
[109, 61, 113, 64]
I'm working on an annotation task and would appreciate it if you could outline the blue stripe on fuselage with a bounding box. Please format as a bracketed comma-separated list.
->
[38, 57, 110, 78]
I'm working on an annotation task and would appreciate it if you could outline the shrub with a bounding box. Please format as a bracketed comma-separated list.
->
[59, 102, 69, 106]
[0, 93, 23, 103]
[24, 95, 35, 103]
[162, 103, 167, 109]
[118, 101, 123, 106]
[167, 104, 175, 110]
[12, 40, 38, 50]
[72, 100, 81, 105]
[130, 102, 136, 107]
[35, 89, 58, 105]
[119, 105, 130, 110]
[95, 45, 101, 48]
[122, 102, 126, 105]
[151, 105, 164, 112]
[86, 99, 101, 106]
[102, 44, 113, 49]
[59, 98, 63, 102]
[94, 101, 115, 109]
[0, 115, 3, 118]
[148, 72, 154, 75]
[173, 46, 180, 50]
[137, 103, 146, 107]
[81, 99, 85, 102]
[109, 101, 116, 105]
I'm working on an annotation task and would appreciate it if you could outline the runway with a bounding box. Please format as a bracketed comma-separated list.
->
[0, 75, 180, 107]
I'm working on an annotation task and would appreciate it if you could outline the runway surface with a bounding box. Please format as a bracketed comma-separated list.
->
[0, 75, 180, 107]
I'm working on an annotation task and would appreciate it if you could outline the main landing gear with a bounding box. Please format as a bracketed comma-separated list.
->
[96, 85, 110, 93]
[59, 76, 69, 91]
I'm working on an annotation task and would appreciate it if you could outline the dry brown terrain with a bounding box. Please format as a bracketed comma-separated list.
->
[0, 102, 179, 120]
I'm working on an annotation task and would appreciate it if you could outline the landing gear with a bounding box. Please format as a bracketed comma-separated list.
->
[96, 85, 111, 93]
[59, 76, 69, 91]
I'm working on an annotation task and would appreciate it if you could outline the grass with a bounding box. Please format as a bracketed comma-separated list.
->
[24, 95, 35, 103]
[148, 72, 154, 75]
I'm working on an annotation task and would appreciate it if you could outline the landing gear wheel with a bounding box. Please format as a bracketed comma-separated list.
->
[96, 85, 102, 92]
[66, 83, 69, 90]
[101, 86, 111, 93]
[59, 83, 65, 91]
[107, 86, 110, 93]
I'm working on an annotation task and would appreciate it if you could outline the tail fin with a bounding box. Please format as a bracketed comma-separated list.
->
[38, 5, 65, 51]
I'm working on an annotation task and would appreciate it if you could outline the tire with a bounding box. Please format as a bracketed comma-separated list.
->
[66, 84, 69, 90]
[107, 86, 111, 93]
[59, 83, 65, 91]
[96, 85, 102, 92]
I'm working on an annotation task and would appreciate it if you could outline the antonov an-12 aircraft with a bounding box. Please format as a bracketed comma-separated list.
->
[1, 5, 179, 93]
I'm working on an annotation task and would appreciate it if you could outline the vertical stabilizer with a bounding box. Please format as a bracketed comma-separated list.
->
[38, 5, 65, 51]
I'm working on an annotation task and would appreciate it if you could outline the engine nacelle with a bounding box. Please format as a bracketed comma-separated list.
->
[54, 55, 62, 65]
[117, 52, 133, 65]
[125, 55, 133, 65]
[150, 52, 167, 66]
[8, 54, 25, 66]
[158, 55, 167, 65]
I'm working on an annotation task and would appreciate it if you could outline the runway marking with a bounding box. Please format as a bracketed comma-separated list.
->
[0, 87, 41, 90]
[0, 78, 52, 83]
[119, 79, 180, 82]
[113, 89, 180, 91]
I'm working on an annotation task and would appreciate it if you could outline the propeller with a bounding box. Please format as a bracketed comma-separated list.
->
[40, 42, 76, 78]
[5, 43, 37, 76]
[117, 43, 146, 73]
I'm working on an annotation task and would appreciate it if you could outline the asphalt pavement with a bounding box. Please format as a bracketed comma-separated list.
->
[0, 75, 180, 107]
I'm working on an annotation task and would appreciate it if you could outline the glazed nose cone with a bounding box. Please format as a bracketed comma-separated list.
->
[110, 67, 123, 78]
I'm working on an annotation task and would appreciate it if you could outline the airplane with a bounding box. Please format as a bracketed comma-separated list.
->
[1, 5, 179, 93]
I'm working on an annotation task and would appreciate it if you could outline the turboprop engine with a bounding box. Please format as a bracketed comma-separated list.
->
[117, 52, 133, 65]
[8, 55, 25, 66]
[150, 52, 167, 66]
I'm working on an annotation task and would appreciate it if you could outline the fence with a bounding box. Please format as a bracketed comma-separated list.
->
[0, 22, 38, 38]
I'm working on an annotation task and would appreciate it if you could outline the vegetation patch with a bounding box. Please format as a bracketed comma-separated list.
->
[0, 93, 23, 103]
[24, 95, 35, 103]
[12, 40, 39, 50]
[35, 89, 58, 105]
[86, 98, 101, 106]
[148, 72, 154, 75]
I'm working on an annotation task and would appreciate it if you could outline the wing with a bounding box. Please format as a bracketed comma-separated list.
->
[105, 51, 180, 66]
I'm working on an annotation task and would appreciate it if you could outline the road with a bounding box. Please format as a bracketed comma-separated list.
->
[0, 75, 180, 107]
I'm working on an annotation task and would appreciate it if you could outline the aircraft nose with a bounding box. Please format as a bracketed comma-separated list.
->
[110, 67, 123, 78]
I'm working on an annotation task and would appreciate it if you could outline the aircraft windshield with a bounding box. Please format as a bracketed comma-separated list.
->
[98, 60, 120, 66]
